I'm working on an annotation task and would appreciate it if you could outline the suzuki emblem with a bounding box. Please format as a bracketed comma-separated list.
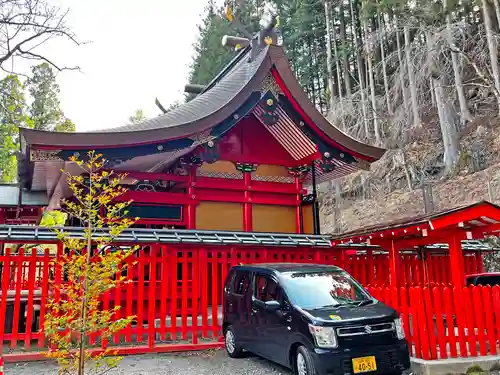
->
[364, 325, 373, 334]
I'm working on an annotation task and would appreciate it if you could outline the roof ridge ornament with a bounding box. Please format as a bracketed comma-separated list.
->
[223, 1, 281, 61]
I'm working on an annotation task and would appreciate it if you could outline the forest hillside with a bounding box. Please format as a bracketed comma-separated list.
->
[187, 0, 500, 234]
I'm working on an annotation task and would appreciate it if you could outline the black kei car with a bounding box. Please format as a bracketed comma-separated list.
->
[223, 263, 411, 375]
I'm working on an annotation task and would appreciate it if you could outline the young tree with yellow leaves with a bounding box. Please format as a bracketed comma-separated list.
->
[43, 151, 138, 374]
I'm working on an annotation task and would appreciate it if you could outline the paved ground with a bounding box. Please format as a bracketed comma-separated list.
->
[4, 349, 292, 375]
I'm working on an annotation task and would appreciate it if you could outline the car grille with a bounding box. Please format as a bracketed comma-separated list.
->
[337, 322, 394, 337]
[337, 322, 396, 347]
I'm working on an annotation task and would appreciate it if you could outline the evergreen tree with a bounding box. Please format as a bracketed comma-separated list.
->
[0, 75, 30, 182]
[27, 63, 75, 132]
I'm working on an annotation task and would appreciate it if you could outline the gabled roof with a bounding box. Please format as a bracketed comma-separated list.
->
[331, 201, 500, 245]
[20, 45, 385, 162]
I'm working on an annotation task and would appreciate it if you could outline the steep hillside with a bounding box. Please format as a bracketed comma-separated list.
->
[320, 115, 500, 234]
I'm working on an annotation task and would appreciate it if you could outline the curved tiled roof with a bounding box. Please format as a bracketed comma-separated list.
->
[20, 45, 385, 161]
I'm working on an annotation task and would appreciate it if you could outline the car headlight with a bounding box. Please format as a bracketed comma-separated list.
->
[394, 318, 405, 340]
[308, 324, 338, 349]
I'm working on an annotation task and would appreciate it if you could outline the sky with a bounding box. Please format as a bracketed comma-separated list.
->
[12, 0, 223, 132]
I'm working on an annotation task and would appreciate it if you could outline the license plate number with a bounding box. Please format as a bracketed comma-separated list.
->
[352, 356, 377, 373]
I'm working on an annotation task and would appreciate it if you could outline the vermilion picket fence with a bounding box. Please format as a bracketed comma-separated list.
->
[368, 285, 500, 360]
[0, 244, 489, 362]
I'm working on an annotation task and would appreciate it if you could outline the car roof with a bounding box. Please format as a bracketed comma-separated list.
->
[230, 263, 343, 274]
[467, 272, 500, 278]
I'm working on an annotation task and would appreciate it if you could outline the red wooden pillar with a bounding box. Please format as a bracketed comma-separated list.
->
[477, 252, 485, 273]
[243, 172, 252, 231]
[389, 240, 402, 287]
[295, 177, 301, 234]
[449, 234, 465, 289]
[187, 167, 196, 229]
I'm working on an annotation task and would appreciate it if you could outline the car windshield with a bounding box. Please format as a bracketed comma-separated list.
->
[280, 271, 372, 310]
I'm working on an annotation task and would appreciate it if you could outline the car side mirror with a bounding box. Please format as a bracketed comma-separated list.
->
[264, 300, 281, 311]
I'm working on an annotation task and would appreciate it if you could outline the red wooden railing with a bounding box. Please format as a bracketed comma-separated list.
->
[0, 244, 487, 362]
[369, 285, 500, 360]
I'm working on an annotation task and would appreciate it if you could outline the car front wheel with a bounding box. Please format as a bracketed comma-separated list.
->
[224, 326, 244, 358]
[296, 345, 318, 375]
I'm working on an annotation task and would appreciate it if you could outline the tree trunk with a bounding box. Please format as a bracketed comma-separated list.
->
[395, 15, 409, 112]
[364, 18, 381, 144]
[445, 0, 473, 124]
[339, 4, 352, 97]
[378, 11, 393, 116]
[493, 0, 500, 27]
[324, 0, 336, 110]
[331, 5, 346, 130]
[350, 0, 369, 138]
[434, 78, 460, 174]
[481, 0, 500, 115]
[404, 25, 421, 127]
[400, 148, 413, 191]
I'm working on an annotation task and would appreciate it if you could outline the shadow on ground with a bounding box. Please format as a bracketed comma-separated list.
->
[4, 349, 292, 375]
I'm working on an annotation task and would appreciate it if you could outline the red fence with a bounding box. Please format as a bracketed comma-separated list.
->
[0, 244, 486, 362]
[369, 285, 500, 360]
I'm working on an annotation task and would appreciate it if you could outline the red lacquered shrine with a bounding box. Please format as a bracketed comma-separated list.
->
[17, 44, 384, 233]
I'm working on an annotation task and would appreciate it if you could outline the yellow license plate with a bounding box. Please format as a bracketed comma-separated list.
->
[352, 356, 377, 373]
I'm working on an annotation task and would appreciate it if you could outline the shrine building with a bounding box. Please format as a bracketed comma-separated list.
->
[9, 41, 384, 232]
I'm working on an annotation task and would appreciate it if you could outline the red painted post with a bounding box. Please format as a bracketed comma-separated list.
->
[492, 286, 500, 346]
[181, 250, 188, 340]
[462, 287, 477, 357]
[389, 240, 402, 288]
[211, 250, 219, 338]
[38, 248, 50, 348]
[11, 247, 24, 349]
[24, 249, 37, 349]
[200, 248, 209, 338]
[481, 286, 496, 355]
[170, 248, 178, 341]
[452, 286, 468, 357]
[0, 248, 11, 356]
[448, 235, 465, 290]
[125, 253, 134, 343]
[423, 287, 437, 359]
[136, 249, 145, 343]
[148, 246, 158, 349]
[0, 356, 4, 375]
[442, 287, 457, 358]
[243, 172, 252, 231]
[294, 177, 301, 234]
[159, 246, 169, 342]
[477, 252, 485, 273]
[399, 288, 412, 355]
[113, 262, 122, 345]
[471, 286, 487, 356]
[187, 167, 196, 229]
[409, 288, 422, 358]
[432, 287, 447, 359]
[192, 248, 199, 344]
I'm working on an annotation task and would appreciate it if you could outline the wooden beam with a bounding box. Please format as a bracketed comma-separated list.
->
[222, 35, 250, 48]
[184, 84, 206, 95]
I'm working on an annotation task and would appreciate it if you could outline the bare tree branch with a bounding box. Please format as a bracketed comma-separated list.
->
[0, 0, 82, 72]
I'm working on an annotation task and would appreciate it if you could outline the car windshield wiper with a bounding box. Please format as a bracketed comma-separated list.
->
[313, 304, 343, 310]
[354, 300, 374, 307]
